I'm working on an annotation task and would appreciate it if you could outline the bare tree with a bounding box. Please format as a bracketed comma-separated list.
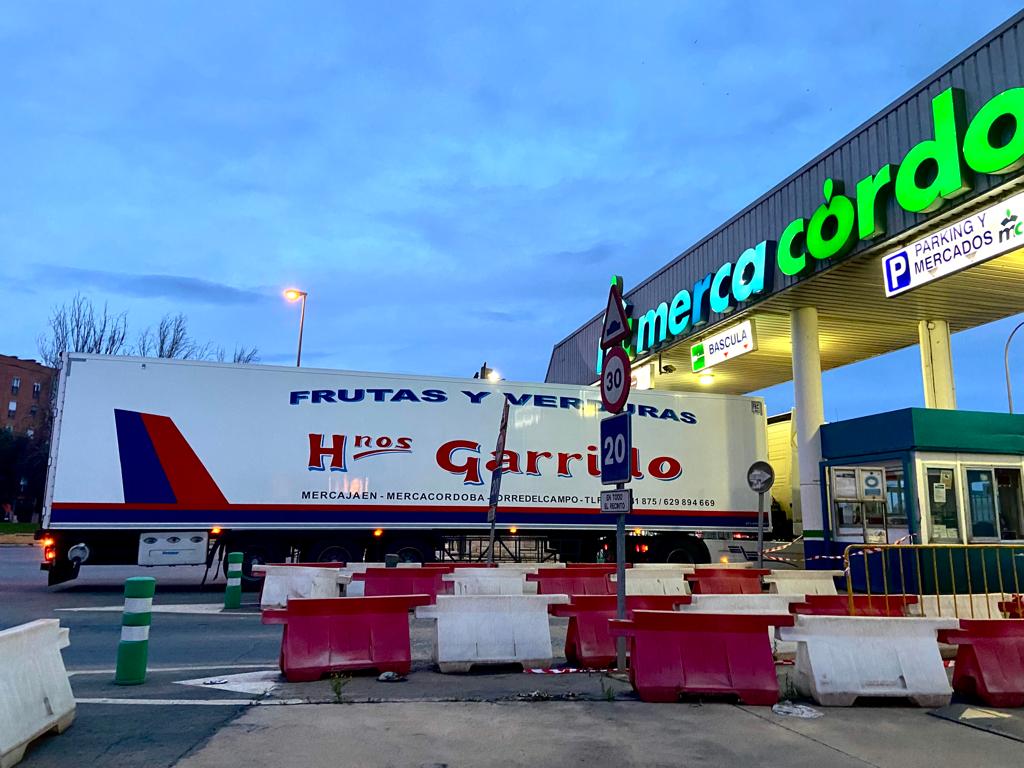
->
[216, 345, 261, 364]
[136, 313, 214, 360]
[37, 294, 129, 368]
[39, 296, 259, 368]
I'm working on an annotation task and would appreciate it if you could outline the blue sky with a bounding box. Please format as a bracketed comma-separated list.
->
[2, 2, 1022, 419]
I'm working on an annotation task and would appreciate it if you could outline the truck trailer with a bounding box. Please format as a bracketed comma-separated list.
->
[39, 354, 769, 584]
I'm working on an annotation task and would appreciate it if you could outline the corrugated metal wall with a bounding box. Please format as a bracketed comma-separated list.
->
[546, 12, 1024, 385]
[766, 413, 795, 518]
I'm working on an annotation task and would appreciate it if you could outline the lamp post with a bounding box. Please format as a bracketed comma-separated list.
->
[283, 289, 308, 367]
[474, 362, 500, 382]
[1006, 319, 1024, 414]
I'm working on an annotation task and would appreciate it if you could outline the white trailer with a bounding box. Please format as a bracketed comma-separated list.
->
[40, 354, 768, 583]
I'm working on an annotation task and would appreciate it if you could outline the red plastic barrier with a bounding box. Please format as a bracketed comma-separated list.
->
[262, 595, 430, 682]
[789, 594, 919, 616]
[550, 595, 692, 668]
[354, 568, 447, 602]
[685, 568, 769, 595]
[526, 568, 615, 596]
[938, 620, 1024, 708]
[999, 595, 1024, 618]
[609, 610, 793, 704]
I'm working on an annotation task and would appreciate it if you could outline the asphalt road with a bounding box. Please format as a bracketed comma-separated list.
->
[1, 544, 276, 768]
[3, 543, 1024, 768]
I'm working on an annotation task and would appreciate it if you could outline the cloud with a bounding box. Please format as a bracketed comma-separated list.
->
[32, 265, 268, 305]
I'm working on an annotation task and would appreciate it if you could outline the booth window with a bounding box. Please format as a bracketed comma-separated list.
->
[926, 467, 959, 541]
[967, 469, 999, 539]
[885, 469, 908, 527]
[996, 468, 1023, 540]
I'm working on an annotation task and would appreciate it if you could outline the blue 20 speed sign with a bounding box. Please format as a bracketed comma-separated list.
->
[600, 411, 632, 485]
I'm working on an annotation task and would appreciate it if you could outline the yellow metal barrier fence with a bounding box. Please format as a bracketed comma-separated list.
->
[842, 543, 1024, 618]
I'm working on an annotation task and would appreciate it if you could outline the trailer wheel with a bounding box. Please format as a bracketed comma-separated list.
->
[313, 543, 354, 563]
[387, 537, 433, 563]
[661, 536, 710, 564]
[223, 541, 285, 587]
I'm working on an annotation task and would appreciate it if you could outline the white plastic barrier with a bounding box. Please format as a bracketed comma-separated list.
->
[630, 564, 696, 574]
[494, 563, 564, 593]
[763, 570, 842, 596]
[416, 595, 569, 672]
[255, 565, 342, 609]
[443, 569, 527, 595]
[675, 594, 794, 613]
[609, 572, 691, 596]
[1, 620, 75, 768]
[675, 594, 798, 657]
[777, 615, 958, 706]
[494, 563, 564, 573]
[911, 593, 1007, 619]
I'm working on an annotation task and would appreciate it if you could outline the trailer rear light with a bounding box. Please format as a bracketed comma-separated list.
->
[509, 527, 518, 534]
[373, 528, 384, 538]
[40, 536, 54, 548]
[44, 547, 56, 561]
[210, 527, 222, 536]
[719, 556, 730, 564]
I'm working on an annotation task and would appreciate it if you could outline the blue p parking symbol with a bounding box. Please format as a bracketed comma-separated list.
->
[884, 251, 911, 295]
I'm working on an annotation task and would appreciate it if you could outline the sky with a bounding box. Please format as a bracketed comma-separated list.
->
[1, 1, 1022, 419]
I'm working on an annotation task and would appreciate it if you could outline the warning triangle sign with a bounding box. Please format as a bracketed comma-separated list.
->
[601, 284, 632, 349]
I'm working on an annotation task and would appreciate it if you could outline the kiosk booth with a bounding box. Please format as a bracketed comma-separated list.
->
[820, 409, 1024, 593]
[821, 409, 1024, 549]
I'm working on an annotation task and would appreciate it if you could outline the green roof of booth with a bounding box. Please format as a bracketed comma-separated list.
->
[821, 408, 1024, 460]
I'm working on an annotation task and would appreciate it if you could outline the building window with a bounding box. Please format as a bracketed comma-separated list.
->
[32, 382, 41, 400]
[30, 405, 38, 417]
[926, 467, 959, 542]
[26, 429, 34, 439]
[7, 401, 15, 419]
[11, 377, 20, 395]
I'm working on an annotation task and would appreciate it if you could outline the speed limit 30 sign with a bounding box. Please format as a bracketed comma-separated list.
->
[600, 346, 631, 414]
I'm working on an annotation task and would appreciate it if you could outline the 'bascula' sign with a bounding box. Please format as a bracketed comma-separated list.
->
[597, 85, 1024, 372]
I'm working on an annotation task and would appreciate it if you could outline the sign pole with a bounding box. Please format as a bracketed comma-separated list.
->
[756, 491, 766, 569]
[599, 274, 634, 673]
[615, 483, 627, 671]
[486, 399, 511, 564]
[746, 461, 775, 571]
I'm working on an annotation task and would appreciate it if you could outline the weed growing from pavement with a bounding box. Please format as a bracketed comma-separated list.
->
[600, 675, 616, 701]
[329, 673, 351, 703]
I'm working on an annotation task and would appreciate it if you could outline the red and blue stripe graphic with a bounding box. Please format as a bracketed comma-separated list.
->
[113, 409, 227, 506]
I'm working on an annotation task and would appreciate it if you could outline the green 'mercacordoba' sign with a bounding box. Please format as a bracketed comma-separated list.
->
[597, 85, 1024, 373]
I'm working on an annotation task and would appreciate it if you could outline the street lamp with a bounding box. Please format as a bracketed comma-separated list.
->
[283, 288, 308, 367]
[474, 362, 501, 382]
[1005, 319, 1024, 413]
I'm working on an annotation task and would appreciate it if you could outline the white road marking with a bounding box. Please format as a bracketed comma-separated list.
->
[68, 663, 278, 676]
[175, 670, 282, 696]
[75, 698, 306, 706]
[56, 604, 257, 615]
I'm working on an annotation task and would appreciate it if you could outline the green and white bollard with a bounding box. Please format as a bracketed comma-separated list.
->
[114, 576, 156, 685]
[224, 551, 243, 609]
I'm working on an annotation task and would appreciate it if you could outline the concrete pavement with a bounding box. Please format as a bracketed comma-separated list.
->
[175, 701, 1024, 768]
